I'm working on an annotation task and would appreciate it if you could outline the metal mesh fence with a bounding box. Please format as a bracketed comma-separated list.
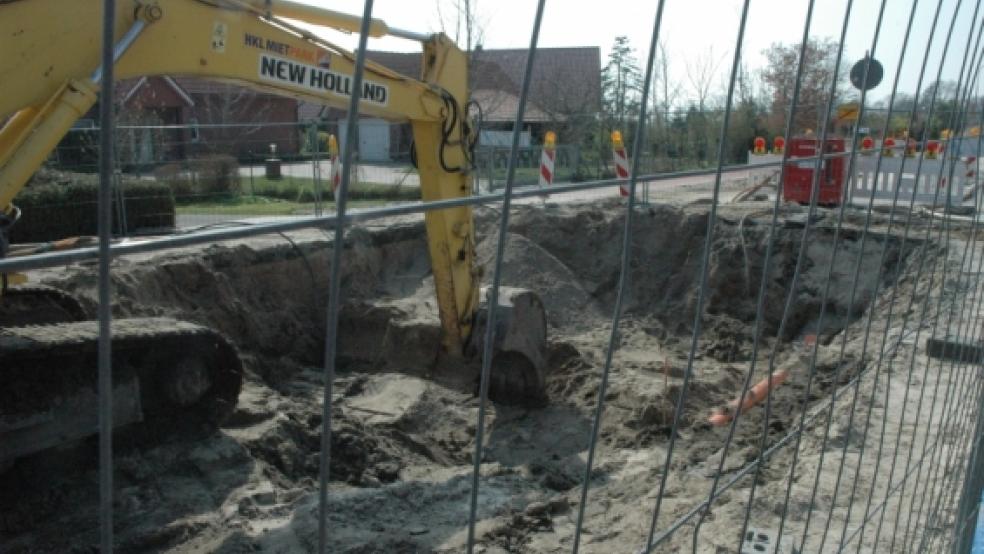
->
[6, 0, 984, 552]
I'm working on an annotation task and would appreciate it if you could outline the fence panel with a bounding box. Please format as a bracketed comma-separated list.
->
[5, 1, 984, 553]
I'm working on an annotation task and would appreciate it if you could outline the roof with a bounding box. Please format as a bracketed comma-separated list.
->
[365, 51, 423, 78]
[298, 46, 602, 123]
[119, 76, 195, 107]
[472, 47, 602, 117]
[473, 89, 551, 123]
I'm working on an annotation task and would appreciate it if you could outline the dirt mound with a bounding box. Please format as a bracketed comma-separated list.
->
[477, 231, 600, 331]
[3, 201, 927, 553]
[506, 203, 913, 348]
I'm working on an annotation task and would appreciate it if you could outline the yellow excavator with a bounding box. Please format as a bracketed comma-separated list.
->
[0, 0, 547, 466]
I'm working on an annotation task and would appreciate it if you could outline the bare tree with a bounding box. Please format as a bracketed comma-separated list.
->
[735, 62, 756, 105]
[436, 0, 486, 52]
[760, 38, 846, 136]
[686, 47, 725, 111]
[652, 41, 681, 133]
[649, 41, 682, 165]
[193, 83, 275, 156]
[650, 41, 681, 121]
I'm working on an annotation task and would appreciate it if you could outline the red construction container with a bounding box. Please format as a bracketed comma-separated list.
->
[782, 137, 846, 205]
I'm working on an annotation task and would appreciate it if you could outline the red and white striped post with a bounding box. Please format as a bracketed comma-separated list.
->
[539, 131, 556, 188]
[612, 130, 630, 197]
[328, 134, 341, 194]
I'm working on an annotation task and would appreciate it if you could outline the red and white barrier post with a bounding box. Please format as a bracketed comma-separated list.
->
[612, 130, 630, 197]
[753, 136, 766, 155]
[773, 136, 785, 155]
[861, 136, 875, 155]
[539, 131, 556, 188]
[328, 134, 341, 194]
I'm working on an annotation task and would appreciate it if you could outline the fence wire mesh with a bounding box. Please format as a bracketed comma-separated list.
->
[6, 0, 984, 553]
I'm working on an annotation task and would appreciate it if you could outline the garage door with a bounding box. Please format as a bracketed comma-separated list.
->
[339, 118, 390, 162]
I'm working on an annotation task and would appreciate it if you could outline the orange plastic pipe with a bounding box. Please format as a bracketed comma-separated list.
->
[708, 368, 790, 426]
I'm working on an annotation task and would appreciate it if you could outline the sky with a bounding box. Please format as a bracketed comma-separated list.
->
[287, 0, 981, 108]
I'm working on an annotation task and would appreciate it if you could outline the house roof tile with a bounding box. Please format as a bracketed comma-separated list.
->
[299, 46, 601, 123]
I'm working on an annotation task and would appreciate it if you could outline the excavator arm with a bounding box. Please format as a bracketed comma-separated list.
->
[1, 0, 481, 355]
[0, 0, 546, 403]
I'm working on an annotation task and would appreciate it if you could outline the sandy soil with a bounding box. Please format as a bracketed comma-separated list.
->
[1, 198, 980, 553]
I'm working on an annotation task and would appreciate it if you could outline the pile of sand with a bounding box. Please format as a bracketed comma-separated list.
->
[2, 201, 932, 553]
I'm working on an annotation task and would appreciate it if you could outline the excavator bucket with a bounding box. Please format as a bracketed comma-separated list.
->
[472, 287, 548, 407]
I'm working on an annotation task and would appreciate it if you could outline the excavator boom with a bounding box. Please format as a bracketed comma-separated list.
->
[1, 0, 480, 350]
[0, 0, 547, 464]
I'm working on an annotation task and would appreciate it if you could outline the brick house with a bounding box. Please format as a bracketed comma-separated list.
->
[59, 76, 300, 169]
[297, 47, 603, 162]
[124, 77, 299, 164]
[56, 46, 600, 167]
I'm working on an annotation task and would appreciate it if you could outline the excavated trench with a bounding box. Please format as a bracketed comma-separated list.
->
[0, 201, 925, 553]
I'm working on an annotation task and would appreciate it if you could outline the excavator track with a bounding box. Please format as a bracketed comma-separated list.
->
[0, 284, 88, 326]
[0, 317, 243, 464]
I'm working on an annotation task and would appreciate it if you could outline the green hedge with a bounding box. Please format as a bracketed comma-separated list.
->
[9, 180, 175, 243]
[154, 155, 241, 202]
[249, 178, 420, 203]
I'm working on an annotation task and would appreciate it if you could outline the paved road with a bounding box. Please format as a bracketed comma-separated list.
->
[513, 166, 764, 206]
[240, 161, 421, 186]
[177, 167, 762, 229]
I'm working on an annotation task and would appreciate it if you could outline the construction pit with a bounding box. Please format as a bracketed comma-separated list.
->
[0, 198, 949, 553]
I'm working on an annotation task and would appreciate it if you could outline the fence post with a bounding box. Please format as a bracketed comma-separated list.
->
[953, 386, 984, 553]
[309, 122, 323, 217]
[113, 169, 127, 237]
[643, 150, 650, 205]
[488, 147, 495, 192]
[111, 128, 127, 237]
[571, 145, 580, 183]
[190, 159, 198, 200]
[289, 161, 295, 202]
[248, 154, 255, 197]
